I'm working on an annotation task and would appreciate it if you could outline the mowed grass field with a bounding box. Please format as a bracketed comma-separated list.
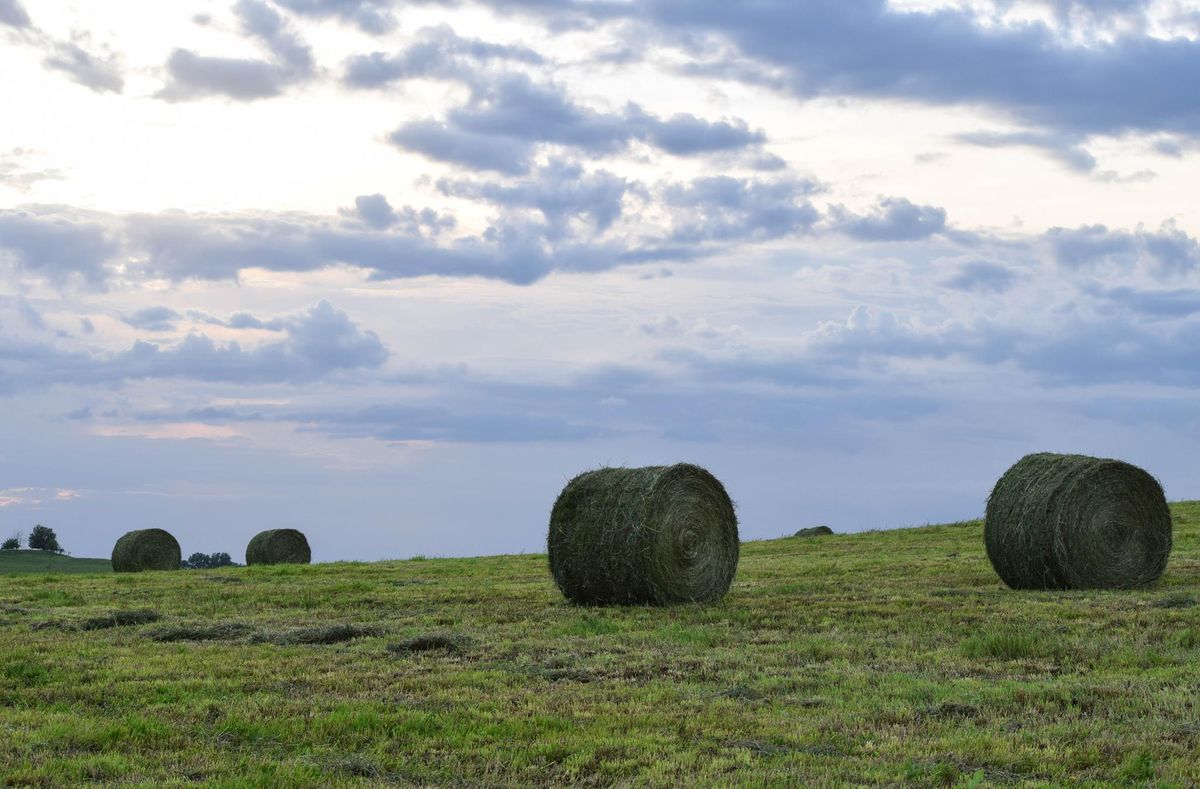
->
[2, 504, 1198, 787]
[0, 551, 112, 575]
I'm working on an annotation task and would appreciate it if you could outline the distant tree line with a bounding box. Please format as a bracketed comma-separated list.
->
[181, 552, 239, 569]
[1, 525, 64, 553]
[1, 527, 238, 568]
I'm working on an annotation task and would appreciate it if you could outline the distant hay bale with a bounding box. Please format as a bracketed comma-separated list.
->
[548, 463, 739, 605]
[111, 529, 181, 573]
[795, 526, 834, 538]
[245, 529, 311, 566]
[985, 453, 1172, 590]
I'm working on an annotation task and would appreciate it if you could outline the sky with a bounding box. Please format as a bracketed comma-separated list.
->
[2, 0, 1199, 562]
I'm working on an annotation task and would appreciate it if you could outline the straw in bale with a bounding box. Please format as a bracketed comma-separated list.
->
[245, 529, 311, 565]
[985, 452, 1172, 590]
[111, 529, 181, 573]
[548, 463, 739, 605]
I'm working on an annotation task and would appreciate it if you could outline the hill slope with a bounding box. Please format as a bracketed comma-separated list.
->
[0, 549, 111, 574]
[1, 503, 1197, 786]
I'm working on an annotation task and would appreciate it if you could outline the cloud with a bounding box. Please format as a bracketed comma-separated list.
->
[956, 129, 1096, 172]
[0, 210, 117, 287]
[663, 175, 822, 242]
[0, 149, 64, 192]
[1082, 284, 1200, 319]
[1046, 222, 1199, 277]
[0, 0, 30, 28]
[42, 40, 124, 93]
[343, 24, 543, 89]
[0, 300, 387, 393]
[447, 0, 1200, 144]
[388, 119, 534, 175]
[187, 307, 292, 331]
[640, 112, 766, 156]
[274, 0, 398, 34]
[941, 261, 1018, 293]
[339, 193, 456, 234]
[437, 160, 631, 237]
[829, 197, 947, 241]
[157, 0, 314, 101]
[386, 71, 765, 173]
[121, 307, 182, 332]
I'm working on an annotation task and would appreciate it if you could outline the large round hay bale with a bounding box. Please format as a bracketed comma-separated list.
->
[548, 463, 739, 605]
[245, 529, 311, 566]
[111, 529, 181, 573]
[985, 453, 1172, 590]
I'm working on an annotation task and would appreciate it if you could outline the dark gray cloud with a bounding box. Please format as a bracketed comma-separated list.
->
[1046, 222, 1199, 277]
[274, 0, 398, 34]
[387, 71, 765, 173]
[0, 0, 29, 28]
[0, 300, 386, 393]
[941, 261, 1018, 293]
[663, 175, 822, 242]
[157, 0, 314, 101]
[829, 197, 947, 241]
[42, 41, 124, 93]
[343, 24, 543, 89]
[121, 307, 182, 332]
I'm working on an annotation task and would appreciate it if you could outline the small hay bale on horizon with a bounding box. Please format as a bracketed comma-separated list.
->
[547, 463, 740, 606]
[111, 529, 181, 573]
[985, 452, 1172, 590]
[794, 526, 834, 538]
[245, 529, 311, 566]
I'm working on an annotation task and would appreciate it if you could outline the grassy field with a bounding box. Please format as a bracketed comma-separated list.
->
[1, 503, 1198, 787]
[0, 550, 111, 575]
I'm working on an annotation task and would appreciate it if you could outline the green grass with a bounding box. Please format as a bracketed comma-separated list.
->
[0, 549, 112, 574]
[1, 503, 1198, 786]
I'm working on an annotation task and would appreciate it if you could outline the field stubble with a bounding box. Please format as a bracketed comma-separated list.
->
[1, 503, 1198, 786]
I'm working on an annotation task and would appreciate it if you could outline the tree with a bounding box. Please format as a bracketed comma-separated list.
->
[1, 534, 20, 550]
[182, 552, 238, 569]
[28, 525, 62, 553]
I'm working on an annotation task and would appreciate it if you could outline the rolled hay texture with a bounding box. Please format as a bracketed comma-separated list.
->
[245, 529, 311, 566]
[548, 464, 739, 605]
[985, 453, 1172, 590]
[111, 529, 181, 573]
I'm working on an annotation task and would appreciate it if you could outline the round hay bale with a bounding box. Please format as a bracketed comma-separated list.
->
[795, 525, 834, 538]
[111, 529, 181, 573]
[245, 529, 311, 566]
[547, 463, 739, 605]
[985, 453, 1172, 590]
